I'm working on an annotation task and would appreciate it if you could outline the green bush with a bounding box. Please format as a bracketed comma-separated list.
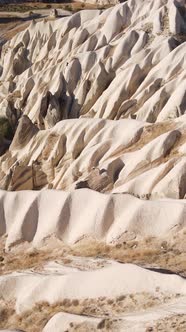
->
[0, 117, 14, 140]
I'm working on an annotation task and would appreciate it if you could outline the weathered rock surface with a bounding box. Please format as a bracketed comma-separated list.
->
[0, 115, 185, 199]
[1, 188, 186, 249]
[0, 0, 186, 126]
[0, 0, 186, 331]
[0, 0, 185, 198]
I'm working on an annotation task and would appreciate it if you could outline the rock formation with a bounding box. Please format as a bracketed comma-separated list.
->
[0, 0, 186, 331]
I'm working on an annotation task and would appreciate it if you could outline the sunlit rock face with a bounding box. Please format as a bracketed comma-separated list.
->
[0, 0, 186, 198]
[0, 1, 186, 331]
[0, 0, 186, 126]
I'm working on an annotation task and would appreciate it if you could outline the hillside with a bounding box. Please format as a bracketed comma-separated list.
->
[0, 0, 186, 331]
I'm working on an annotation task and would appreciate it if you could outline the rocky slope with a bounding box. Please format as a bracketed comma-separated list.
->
[0, 0, 186, 331]
[1, 188, 186, 249]
[0, 0, 186, 198]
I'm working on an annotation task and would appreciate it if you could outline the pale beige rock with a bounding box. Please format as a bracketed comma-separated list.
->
[0, 188, 185, 249]
[0, 1, 186, 331]
[0, 116, 185, 199]
[0, 0, 186, 125]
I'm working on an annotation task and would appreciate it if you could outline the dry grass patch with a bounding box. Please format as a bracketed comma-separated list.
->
[1, 291, 182, 332]
[0, 237, 71, 274]
[153, 314, 186, 332]
[71, 237, 186, 277]
[1, 234, 186, 277]
[0, 236, 186, 331]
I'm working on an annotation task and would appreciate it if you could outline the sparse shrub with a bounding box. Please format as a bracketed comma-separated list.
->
[29, 11, 34, 17]
[97, 319, 107, 329]
[65, 5, 72, 11]
[62, 298, 71, 306]
[72, 299, 79, 306]
[116, 295, 125, 301]
[0, 117, 14, 140]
